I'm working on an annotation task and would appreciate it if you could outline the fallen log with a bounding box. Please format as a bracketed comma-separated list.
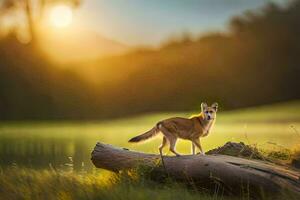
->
[91, 142, 300, 198]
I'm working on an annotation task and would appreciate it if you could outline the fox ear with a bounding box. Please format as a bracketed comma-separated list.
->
[212, 102, 218, 111]
[201, 102, 208, 111]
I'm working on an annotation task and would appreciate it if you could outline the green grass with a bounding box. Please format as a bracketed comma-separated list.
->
[0, 167, 237, 200]
[0, 101, 299, 199]
[0, 100, 299, 170]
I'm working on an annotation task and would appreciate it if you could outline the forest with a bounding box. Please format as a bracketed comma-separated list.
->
[0, 0, 299, 120]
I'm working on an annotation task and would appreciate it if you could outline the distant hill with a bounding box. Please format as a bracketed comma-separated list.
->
[40, 28, 129, 63]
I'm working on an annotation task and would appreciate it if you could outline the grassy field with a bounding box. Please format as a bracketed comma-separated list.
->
[0, 101, 299, 199]
[0, 167, 244, 200]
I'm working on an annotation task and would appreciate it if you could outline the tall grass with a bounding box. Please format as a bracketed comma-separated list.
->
[0, 167, 237, 200]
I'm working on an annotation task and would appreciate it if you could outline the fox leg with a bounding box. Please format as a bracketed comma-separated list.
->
[168, 137, 180, 156]
[193, 138, 205, 155]
[159, 126, 181, 156]
[159, 136, 168, 156]
[191, 142, 196, 155]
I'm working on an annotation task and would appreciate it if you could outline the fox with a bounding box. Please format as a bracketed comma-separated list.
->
[129, 102, 218, 156]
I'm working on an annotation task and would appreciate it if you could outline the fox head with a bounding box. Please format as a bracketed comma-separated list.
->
[201, 102, 218, 120]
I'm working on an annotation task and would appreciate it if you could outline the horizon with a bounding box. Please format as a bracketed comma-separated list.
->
[74, 0, 287, 46]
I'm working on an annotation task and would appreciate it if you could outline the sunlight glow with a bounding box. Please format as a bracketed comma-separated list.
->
[49, 5, 73, 28]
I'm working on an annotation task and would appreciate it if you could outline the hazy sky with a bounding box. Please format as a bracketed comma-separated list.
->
[75, 0, 286, 46]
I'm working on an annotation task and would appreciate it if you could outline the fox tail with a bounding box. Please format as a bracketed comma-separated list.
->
[128, 125, 160, 143]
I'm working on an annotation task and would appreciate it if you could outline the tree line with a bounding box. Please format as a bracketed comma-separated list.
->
[0, 0, 299, 120]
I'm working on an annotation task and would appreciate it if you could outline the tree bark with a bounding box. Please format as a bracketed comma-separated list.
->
[91, 142, 300, 198]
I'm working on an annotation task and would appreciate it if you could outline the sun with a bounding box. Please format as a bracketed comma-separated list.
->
[49, 5, 73, 28]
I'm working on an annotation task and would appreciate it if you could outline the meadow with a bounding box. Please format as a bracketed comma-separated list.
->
[0, 101, 299, 199]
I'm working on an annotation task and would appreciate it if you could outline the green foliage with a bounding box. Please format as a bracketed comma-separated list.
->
[0, 167, 236, 200]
